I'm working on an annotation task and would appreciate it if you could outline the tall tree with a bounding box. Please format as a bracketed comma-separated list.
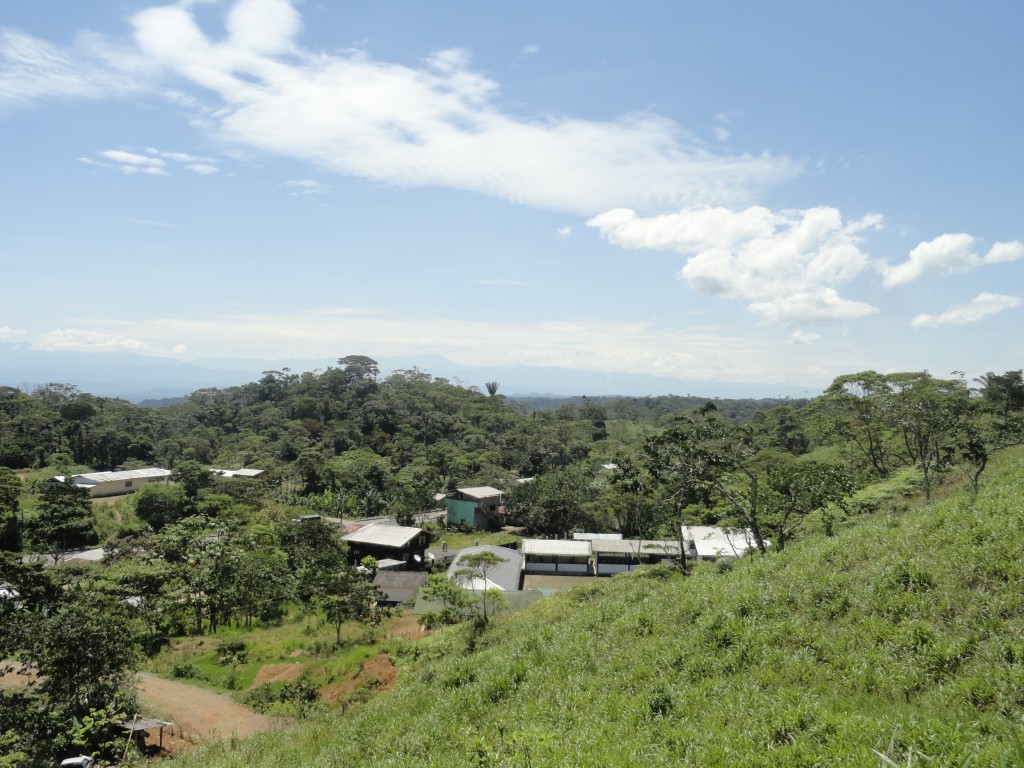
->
[133, 483, 190, 531]
[319, 568, 381, 644]
[0, 469, 21, 552]
[642, 410, 769, 554]
[0, 569, 141, 765]
[418, 573, 476, 627]
[884, 372, 972, 502]
[29, 479, 97, 563]
[505, 464, 600, 535]
[171, 459, 212, 503]
[808, 371, 902, 477]
[975, 370, 1024, 419]
[761, 460, 853, 551]
[453, 550, 509, 622]
[277, 518, 348, 605]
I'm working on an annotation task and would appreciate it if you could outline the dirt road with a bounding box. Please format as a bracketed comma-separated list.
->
[136, 673, 287, 751]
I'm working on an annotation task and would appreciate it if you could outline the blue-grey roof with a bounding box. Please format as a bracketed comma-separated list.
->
[447, 544, 522, 591]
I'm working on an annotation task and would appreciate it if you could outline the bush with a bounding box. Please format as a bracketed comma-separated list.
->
[216, 639, 248, 665]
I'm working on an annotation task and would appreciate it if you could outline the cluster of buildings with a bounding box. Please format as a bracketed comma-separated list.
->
[43, 473, 756, 612]
[339, 502, 758, 617]
[49, 467, 266, 497]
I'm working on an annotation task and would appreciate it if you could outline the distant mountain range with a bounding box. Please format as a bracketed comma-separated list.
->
[0, 343, 810, 403]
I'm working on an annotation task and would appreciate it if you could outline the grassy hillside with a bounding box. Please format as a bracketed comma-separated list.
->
[173, 450, 1024, 767]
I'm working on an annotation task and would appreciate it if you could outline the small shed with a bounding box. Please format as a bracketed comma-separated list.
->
[119, 716, 175, 753]
[343, 523, 430, 567]
[445, 486, 504, 530]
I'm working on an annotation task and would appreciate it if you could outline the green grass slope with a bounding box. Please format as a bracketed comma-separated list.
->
[177, 450, 1024, 767]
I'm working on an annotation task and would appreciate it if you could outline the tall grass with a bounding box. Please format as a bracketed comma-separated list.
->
[171, 448, 1024, 767]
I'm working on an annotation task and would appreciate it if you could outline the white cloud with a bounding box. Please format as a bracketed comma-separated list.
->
[2, 0, 799, 215]
[100, 149, 168, 174]
[588, 204, 883, 324]
[61, 308, 849, 387]
[30, 329, 180, 355]
[0, 326, 28, 341]
[284, 179, 329, 195]
[911, 293, 1022, 329]
[185, 163, 219, 174]
[521, 44, 540, 56]
[146, 148, 204, 163]
[556, 226, 572, 238]
[0, 28, 144, 109]
[85, 147, 219, 176]
[787, 330, 821, 346]
[750, 289, 878, 325]
[882, 233, 1024, 287]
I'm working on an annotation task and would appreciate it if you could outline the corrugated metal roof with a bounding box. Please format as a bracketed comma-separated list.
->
[591, 539, 681, 556]
[69, 468, 171, 485]
[682, 525, 758, 557]
[573, 532, 623, 541]
[344, 523, 423, 548]
[521, 539, 591, 557]
[211, 468, 266, 478]
[455, 486, 503, 500]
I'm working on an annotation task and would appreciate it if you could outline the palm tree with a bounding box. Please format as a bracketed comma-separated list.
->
[484, 381, 500, 396]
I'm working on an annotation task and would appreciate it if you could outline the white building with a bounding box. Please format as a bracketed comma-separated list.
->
[51, 468, 172, 498]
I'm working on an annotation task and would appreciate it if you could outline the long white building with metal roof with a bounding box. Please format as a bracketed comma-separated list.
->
[51, 468, 172, 498]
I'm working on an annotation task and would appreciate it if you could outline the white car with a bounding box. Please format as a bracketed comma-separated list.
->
[59, 757, 95, 768]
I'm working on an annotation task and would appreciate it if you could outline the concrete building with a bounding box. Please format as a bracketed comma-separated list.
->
[445, 486, 504, 530]
[521, 538, 592, 575]
[591, 538, 682, 575]
[51, 468, 172, 498]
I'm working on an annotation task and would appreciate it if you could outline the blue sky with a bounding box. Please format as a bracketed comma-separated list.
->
[2, 0, 1022, 395]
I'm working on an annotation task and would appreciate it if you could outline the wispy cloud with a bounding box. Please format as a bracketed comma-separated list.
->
[1, 0, 798, 215]
[0, 27, 144, 109]
[588, 205, 883, 325]
[786, 330, 821, 346]
[100, 149, 168, 175]
[126, 218, 177, 227]
[30, 328, 181, 356]
[521, 43, 540, 56]
[284, 179, 330, 195]
[556, 226, 572, 238]
[43, 307, 862, 387]
[80, 147, 220, 175]
[185, 163, 218, 175]
[882, 233, 1024, 288]
[911, 293, 1022, 329]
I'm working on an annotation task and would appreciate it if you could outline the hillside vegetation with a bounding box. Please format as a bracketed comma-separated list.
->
[173, 449, 1024, 767]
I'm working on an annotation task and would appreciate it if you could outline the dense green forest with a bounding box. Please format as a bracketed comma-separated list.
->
[2, 360, 1024, 765]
